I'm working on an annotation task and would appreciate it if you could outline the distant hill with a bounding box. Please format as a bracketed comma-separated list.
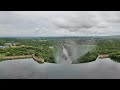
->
[1, 35, 120, 40]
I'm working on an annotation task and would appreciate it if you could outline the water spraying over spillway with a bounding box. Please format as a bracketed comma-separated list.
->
[55, 39, 96, 64]
[61, 43, 72, 64]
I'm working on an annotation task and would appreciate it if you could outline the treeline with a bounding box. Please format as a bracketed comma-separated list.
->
[0, 38, 57, 63]
[109, 52, 120, 62]
[0, 38, 56, 46]
[95, 39, 120, 54]
[0, 46, 56, 63]
[77, 52, 98, 63]
[74, 38, 120, 63]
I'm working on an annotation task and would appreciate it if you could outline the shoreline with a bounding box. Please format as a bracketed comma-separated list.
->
[0, 54, 110, 63]
[0, 54, 45, 64]
[0, 55, 33, 60]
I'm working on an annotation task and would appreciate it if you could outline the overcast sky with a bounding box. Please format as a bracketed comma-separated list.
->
[0, 11, 120, 37]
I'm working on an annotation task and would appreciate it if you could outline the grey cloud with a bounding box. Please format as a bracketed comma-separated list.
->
[96, 24, 108, 28]
[55, 22, 94, 29]
[53, 12, 109, 32]
[0, 11, 120, 37]
[109, 19, 120, 23]
[99, 12, 120, 23]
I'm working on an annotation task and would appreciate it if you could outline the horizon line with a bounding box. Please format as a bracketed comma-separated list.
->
[0, 35, 119, 38]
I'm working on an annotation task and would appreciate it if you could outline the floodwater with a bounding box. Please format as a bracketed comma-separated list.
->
[0, 58, 120, 79]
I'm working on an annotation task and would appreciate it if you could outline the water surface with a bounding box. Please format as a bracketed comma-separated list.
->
[0, 58, 120, 79]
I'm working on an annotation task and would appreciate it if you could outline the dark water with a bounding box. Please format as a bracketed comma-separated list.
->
[0, 58, 120, 79]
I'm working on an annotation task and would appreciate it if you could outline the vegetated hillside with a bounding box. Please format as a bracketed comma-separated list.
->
[1, 36, 120, 63]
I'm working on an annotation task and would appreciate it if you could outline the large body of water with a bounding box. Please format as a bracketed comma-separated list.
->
[0, 58, 120, 79]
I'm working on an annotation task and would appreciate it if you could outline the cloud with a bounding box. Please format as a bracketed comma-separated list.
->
[53, 13, 97, 30]
[0, 11, 120, 37]
[53, 11, 110, 33]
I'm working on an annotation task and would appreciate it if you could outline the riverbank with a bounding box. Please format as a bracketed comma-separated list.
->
[0, 53, 113, 64]
[0, 55, 32, 61]
[0, 54, 45, 64]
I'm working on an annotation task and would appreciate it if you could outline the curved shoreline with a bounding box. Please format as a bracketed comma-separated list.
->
[0, 55, 32, 60]
[0, 54, 110, 64]
[0, 55, 44, 64]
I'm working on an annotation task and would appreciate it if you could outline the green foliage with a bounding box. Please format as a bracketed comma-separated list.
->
[1, 37, 120, 64]
[0, 38, 57, 63]
[109, 51, 120, 62]
[95, 39, 120, 54]
[35, 48, 56, 63]
[78, 52, 98, 63]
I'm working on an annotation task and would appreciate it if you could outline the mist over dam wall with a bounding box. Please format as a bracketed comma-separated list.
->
[55, 39, 96, 64]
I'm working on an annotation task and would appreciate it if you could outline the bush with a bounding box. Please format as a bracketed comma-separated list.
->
[109, 52, 120, 62]
[35, 52, 56, 63]
[78, 52, 98, 63]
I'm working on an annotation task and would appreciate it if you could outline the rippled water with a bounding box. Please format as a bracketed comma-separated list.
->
[0, 58, 120, 79]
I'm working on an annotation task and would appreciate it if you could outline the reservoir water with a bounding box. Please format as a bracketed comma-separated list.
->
[0, 58, 120, 79]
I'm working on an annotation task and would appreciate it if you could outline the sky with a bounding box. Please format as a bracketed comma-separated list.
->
[0, 11, 120, 37]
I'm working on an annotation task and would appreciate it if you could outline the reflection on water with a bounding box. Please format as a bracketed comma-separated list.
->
[0, 58, 120, 79]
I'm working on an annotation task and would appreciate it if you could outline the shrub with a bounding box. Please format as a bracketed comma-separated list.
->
[78, 52, 98, 63]
[109, 52, 120, 62]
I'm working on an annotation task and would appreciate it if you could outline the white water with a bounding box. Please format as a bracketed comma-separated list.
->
[61, 43, 72, 64]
